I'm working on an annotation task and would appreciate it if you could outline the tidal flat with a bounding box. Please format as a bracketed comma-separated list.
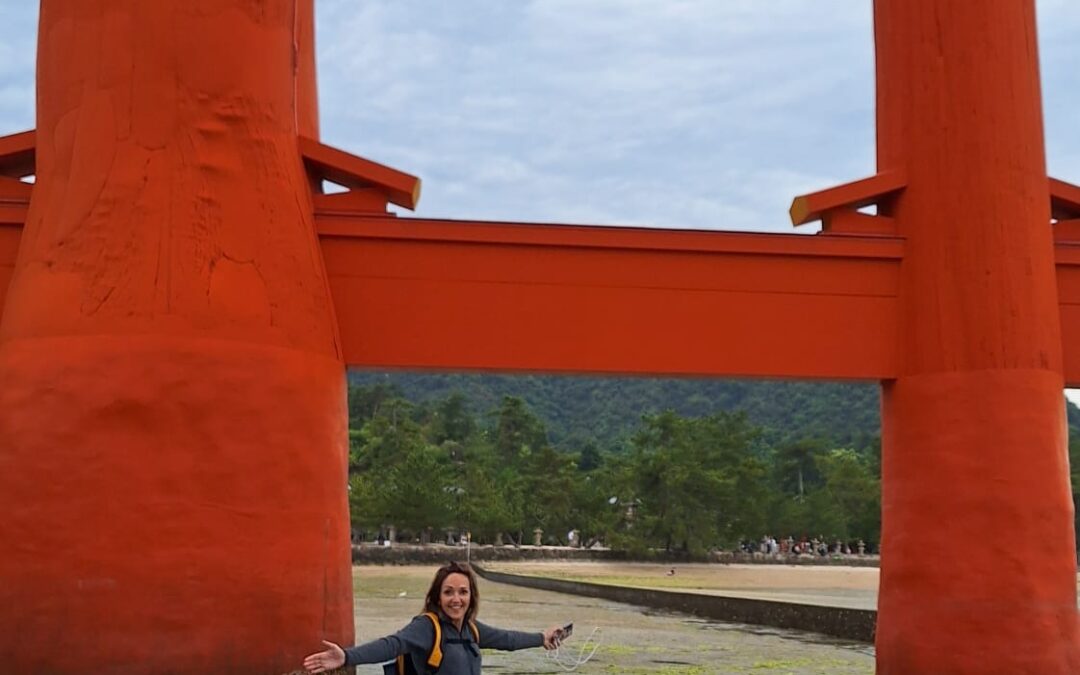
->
[349, 564, 874, 674]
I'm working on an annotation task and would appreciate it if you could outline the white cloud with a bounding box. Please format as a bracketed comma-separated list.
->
[0, 1, 1076, 228]
[0, 3, 36, 131]
[309, 0, 881, 229]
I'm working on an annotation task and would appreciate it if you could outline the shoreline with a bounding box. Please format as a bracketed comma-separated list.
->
[352, 542, 882, 567]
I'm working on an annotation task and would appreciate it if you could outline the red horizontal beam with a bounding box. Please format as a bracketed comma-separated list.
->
[0, 130, 35, 333]
[317, 214, 903, 380]
[0, 220, 22, 322]
[1053, 243, 1080, 386]
[7, 205, 1080, 385]
[1051, 177, 1080, 220]
[0, 130, 35, 178]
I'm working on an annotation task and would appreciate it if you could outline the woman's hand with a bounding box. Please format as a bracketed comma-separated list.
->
[542, 626, 564, 650]
[302, 640, 346, 673]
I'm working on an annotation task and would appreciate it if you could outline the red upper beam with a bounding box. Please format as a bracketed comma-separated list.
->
[5, 202, 1080, 384]
[4, 131, 1080, 385]
[316, 213, 902, 380]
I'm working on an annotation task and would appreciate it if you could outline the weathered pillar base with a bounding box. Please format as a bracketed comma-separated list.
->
[0, 334, 353, 675]
[878, 369, 1080, 673]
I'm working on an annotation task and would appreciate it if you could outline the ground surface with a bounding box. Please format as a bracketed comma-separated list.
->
[484, 561, 880, 610]
[348, 564, 875, 675]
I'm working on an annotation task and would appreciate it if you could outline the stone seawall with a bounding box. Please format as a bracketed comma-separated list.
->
[473, 564, 877, 644]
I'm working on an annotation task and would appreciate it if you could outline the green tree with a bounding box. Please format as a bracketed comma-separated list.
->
[577, 440, 602, 472]
[521, 444, 578, 543]
[627, 410, 764, 553]
[381, 443, 453, 535]
[348, 381, 404, 427]
[453, 438, 523, 543]
[774, 438, 827, 498]
[430, 391, 476, 446]
[492, 396, 548, 465]
[573, 451, 635, 548]
[1067, 434, 1080, 549]
[815, 448, 880, 542]
[349, 398, 419, 473]
[349, 397, 451, 537]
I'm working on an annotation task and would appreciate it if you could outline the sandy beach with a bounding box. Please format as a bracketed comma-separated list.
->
[349, 564, 875, 674]
[483, 561, 881, 610]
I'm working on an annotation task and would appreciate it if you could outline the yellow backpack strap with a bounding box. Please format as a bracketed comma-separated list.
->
[423, 611, 443, 669]
[468, 620, 480, 646]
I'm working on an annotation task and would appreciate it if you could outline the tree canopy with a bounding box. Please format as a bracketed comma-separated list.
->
[345, 375, 1080, 552]
[346, 380, 889, 552]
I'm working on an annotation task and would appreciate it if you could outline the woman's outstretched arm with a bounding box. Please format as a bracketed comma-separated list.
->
[477, 621, 565, 651]
[302, 616, 435, 672]
[302, 641, 345, 674]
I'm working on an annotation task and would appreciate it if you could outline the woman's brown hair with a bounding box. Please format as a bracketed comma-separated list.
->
[423, 561, 480, 623]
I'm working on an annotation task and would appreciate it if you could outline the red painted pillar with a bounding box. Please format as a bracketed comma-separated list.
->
[0, 2, 352, 673]
[875, 1, 1080, 671]
[296, 0, 321, 140]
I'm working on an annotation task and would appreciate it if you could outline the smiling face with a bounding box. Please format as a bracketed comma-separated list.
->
[439, 572, 471, 625]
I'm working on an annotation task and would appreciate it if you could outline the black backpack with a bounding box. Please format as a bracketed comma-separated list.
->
[384, 612, 480, 675]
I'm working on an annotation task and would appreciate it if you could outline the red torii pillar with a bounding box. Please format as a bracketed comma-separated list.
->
[870, 2, 1080, 672]
[1, 1, 1080, 673]
[0, 2, 356, 674]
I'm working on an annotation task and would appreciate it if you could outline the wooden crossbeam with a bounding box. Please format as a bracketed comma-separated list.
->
[5, 204, 1080, 384]
[1053, 243, 1080, 385]
[0, 142, 29, 309]
[1051, 177, 1080, 220]
[0, 130, 35, 178]
[0, 176, 32, 201]
[789, 171, 906, 226]
[4, 130, 1080, 386]
[0, 220, 21, 317]
[299, 136, 421, 210]
[315, 213, 902, 380]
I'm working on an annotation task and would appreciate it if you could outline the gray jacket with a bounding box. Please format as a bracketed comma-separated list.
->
[342, 613, 544, 675]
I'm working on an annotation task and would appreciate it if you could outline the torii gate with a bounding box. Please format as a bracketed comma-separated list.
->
[0, 1, 1078, 673]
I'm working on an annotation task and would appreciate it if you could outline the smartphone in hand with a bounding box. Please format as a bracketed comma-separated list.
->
[558, 622, 573, 641]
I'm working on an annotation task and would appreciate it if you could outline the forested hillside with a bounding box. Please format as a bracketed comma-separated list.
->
[348, 371, 884, 450]
[345, 372, 1080, 553]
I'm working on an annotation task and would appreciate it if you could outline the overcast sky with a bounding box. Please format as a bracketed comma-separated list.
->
[3, 2, 1078, 230]
[2, 1, 1080, 394]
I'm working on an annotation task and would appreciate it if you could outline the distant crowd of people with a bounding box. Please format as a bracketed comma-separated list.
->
[739, 535, 872, 557]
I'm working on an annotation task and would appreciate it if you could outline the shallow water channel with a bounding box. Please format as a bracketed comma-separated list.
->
[350, 565, 875, 675]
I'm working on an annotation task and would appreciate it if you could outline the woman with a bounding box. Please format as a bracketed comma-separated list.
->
[302, 562, 563, 674]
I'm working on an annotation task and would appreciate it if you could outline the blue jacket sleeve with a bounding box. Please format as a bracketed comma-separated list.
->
[475, 621, 545, 651]
[342, 616, 435, 666]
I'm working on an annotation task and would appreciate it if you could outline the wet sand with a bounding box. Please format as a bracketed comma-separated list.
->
[481, 561, 1080, 612]
[484, 561, 880, 610]
[350, 565, 875, 674]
